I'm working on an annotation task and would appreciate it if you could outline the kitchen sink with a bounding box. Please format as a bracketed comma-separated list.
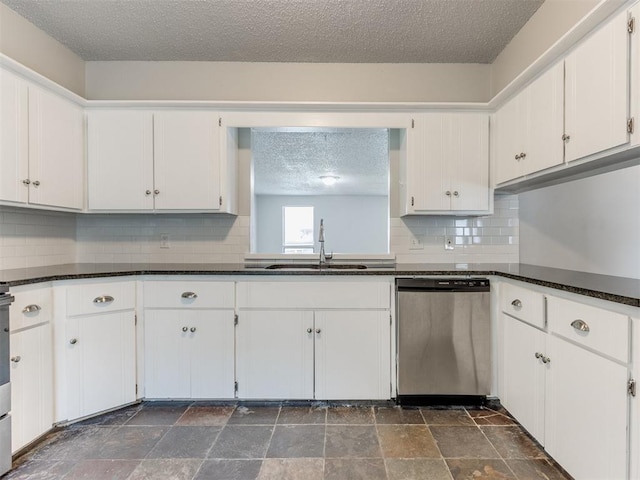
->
[264, 263, 368, 270]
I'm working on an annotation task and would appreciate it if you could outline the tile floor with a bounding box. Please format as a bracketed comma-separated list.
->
[5, 402, 571, 480]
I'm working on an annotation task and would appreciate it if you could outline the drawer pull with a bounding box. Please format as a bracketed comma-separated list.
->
[190, 327, 196, 333]
[182, 326, 188, 332]
[22, 304, 41, 314]
[570, 319, 590, 332]
[70, 338, 78, 345]
[307, 328, 313, 334]
[535, 352, 542, 359]
[181, 292, 198, 299]
[541, 355, 551, 364]
[93, 295, 114, 304]
[10, 356, 21, 363]
[511, 299, 522, 308]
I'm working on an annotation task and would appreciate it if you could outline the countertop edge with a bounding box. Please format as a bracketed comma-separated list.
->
[2, 266, 638, 307]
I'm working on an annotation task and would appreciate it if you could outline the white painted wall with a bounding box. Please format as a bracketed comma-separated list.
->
[519, 165, 640, 279]
[255, 195, 389, 254]
[85, 61, 491, 102]
[0, 3, 85, 96]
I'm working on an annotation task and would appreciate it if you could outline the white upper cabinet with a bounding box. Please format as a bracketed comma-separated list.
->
[0, 68, 84, 210]
[88, 109, 238, 213]
[88, 110, 154, 210]
[564, 10, 630, 162]
[0, 69, 29, 204]
[494, 62, 564, 185]
[401, 112, 489, 215]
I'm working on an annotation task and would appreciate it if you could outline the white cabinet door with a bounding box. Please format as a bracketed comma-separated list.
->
[523, 62, 565, 176]
[315, 310, 390, 400]
[565, 10, 630, 162]
[87, 110, 154, 210]
[10, 323, 53, 453]
[493, 95, 522, 185]
[145, 309, 235, 399]
[0, 68, 28, 204]
[67, 311, 136, 420]
[545, 335, 629, 480]
[236, 310, 314, 399]
[406, 112, 489, 213]
[501, 314, 546, 444]
[153, 111, 221, 210]
[28, 85, 84, 210]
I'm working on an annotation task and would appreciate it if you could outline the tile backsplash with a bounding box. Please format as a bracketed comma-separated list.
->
[0, 194, 518, 267]
[0, 206, 76, 269]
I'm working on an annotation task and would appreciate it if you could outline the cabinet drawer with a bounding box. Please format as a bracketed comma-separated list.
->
[547, 296, 630, 363]
[237, 281, 391, 309]
[501, 282, 545, 328]
[144, 281, 234, 309]
[66, 281, 136, 316]
[10, 285, 52, 331]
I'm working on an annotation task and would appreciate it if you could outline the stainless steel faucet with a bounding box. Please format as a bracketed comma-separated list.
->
[318, 218, 332, 266]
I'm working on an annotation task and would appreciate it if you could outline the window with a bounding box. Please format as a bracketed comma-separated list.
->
[283, 206, 314, 253]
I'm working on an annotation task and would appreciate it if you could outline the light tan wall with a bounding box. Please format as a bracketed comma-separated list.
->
[85, 61, 491, 102]
[491, 0, 599, 96]
[0, 3, 85, 96]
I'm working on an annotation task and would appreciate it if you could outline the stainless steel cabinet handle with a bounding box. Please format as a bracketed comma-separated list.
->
[10, 356, 21, 363]
[520, 152, 526, 159]
[181, 292, 198, 299]
[315, 328, 321, 334]
[535, 352, 542, 359]
[93, 295, 114, 304]
[515, 154, 521, 160]
[182, 326, 188, 332]
[445, 191, 451, 196]
[562, 133, 571, 142]
[190, 327, 196, 333]
[70, 338, 78, 345]
[22, 179, 30, 185]
[145, 190, 152, 195]
[154, 189, 160, 195]
[570, 319, 590, 332]
[511, 299, 522, 308]
[22, 304, 41, 314]
[32, 180, 40, 187]
[541, 356, 551, 364]
[453, 191, 459, 197]
[307, 328, 313, 333]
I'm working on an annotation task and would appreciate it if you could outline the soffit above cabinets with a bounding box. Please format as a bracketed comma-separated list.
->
[1, 0, 544, 63]
[252, 128, 389, 196]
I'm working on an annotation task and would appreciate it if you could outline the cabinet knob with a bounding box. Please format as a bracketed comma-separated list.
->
[10, 356, 21, 363]
[145, 190, 152, 196]
[32, 180, 40, 187]
[541, 356, 551, 364]
[190, 327, 196, 333]
[307, 328, 313, 334]
[22, 179, 30, 185]
[410, 196, 414, 207]
[534, 352, 542, 359]
[515, 154, 521, 160]
[511, 299, 522, 308]
[182, 326, 188, 332]
[315, 328, 321, 334]
[445, 191, 451, 196]
[520, 152, 526, 159]
[570, 319, 590, 332]
[22, 304, 41, 314]
[453, 191, 459, 197]
[562, 133, 570, 142]
[70, 338, 78, 345]
[154, 189, 160, 195]
[181, 292, 198, 299]
[93, 295, 114, 304]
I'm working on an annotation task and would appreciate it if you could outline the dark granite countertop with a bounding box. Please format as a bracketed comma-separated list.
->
[0, 262, 638, 307]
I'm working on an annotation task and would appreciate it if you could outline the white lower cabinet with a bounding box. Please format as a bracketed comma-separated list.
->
[10, 323, 52, 453]
[499, 281, 635, 480]
[59, 280, 137, 422]
[501, 314, 546, 443]
[142, 280, 236, 399]
[144, 309, 235, 398]
[236, 280, 392, 401]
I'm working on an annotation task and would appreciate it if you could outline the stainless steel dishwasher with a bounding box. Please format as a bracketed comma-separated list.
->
[396, 278, 491, 405]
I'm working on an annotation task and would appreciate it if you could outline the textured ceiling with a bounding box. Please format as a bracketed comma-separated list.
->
[252, 128, 389, 196]
[2, 0, 544, 63]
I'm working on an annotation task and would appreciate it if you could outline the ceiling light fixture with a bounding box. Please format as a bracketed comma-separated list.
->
[320, 175, 340, 186]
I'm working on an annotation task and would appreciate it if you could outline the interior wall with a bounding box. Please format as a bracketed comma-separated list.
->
[255, 195, 389, 254]
[490, 0, 599, 96]
[0, 3, 85, 96]
[519, 165, 640, 279]
[85, 61, 491, 102]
